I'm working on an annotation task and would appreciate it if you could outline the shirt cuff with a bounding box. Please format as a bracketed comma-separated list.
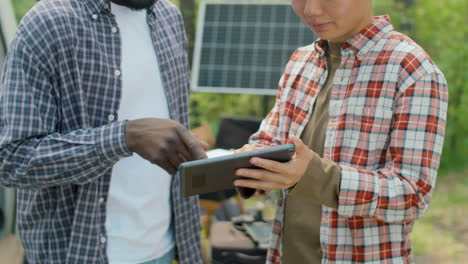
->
[288, 151, 341, 208]
[95, 120, 132, 163]
[337, 165, 379, 217]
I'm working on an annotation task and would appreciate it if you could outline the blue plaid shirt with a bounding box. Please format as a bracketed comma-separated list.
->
[0, 0, 202, 263]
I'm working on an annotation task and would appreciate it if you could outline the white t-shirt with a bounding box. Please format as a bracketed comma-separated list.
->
[105, 3, 174, 263]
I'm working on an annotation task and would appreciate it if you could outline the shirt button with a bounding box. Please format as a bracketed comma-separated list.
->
[103, 3, 109, 9]
[98, 197, 105, 203]
[91, 14, 98, 20]
[108, 114, 115, 121]
[111, 27, 118, 34]
[304, 104, 309, 111]
[114, 69, 121, 77]
[100, 236, 107, 244]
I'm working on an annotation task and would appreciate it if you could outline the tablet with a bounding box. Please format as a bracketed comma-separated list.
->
[178, 144, 296, 197]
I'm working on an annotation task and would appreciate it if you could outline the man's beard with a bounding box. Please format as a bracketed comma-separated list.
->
[114, 0, 157, 10]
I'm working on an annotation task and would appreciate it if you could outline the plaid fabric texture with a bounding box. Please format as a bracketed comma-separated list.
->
[250, 16, 448, 264]
[0, 0, 202, 263]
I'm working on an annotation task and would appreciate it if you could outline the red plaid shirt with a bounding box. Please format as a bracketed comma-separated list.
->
[250, 16, 448, 264]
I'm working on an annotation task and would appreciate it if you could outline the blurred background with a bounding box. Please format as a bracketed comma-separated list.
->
[1, 0, 467, 263]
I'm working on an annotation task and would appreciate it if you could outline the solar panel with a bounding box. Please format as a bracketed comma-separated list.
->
[191, 2, 317, 95]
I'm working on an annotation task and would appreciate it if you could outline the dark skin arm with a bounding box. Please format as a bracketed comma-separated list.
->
[126, 118, 207, 175]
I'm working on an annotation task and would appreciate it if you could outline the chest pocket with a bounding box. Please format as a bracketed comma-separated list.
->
[330, 105, 394, 167]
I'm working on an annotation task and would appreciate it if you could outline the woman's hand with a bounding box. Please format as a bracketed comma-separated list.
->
[233, 137, 313, 191]
[233, 144, 266, 198]
[190, 132, 209, 151]
[233, 144, 263, 153]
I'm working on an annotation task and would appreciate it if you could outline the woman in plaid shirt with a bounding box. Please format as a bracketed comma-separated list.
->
[234, 0, 448, 263]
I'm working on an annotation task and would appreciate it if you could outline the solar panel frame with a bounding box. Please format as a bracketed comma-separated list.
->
[191, 1, 317, 95]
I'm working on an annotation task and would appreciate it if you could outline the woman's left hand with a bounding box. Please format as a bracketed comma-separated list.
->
[234, 136, 314, 191]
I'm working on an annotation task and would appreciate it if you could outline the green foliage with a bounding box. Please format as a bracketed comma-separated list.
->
[411, 170, 468, 261]
[189, 92, 275, 136]
[11, 0, 36, 23]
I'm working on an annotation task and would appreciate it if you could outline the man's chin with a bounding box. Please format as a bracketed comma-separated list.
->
[116, 0, 157, 10]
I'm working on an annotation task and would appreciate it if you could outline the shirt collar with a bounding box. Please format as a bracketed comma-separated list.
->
[83, 0, 109, 15]
[315, 15, 394, 60]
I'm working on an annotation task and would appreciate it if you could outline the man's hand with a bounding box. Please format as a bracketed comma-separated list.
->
[125, 118, 207, 175]
[233, 137, 313, 191]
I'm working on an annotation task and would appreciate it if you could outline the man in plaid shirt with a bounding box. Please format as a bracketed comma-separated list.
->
[234, 0, 448, 263]
[0, 0, 207, 263]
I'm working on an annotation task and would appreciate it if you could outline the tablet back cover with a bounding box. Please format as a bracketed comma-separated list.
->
[179, 144, 295, 197]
